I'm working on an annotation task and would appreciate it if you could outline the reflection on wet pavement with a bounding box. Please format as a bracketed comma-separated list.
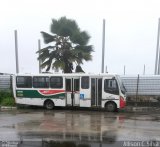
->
[16, 110, 121, 142]
[0, 109, 160, 146]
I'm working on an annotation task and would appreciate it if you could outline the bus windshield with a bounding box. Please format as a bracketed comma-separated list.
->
[116, 76, 126, 95]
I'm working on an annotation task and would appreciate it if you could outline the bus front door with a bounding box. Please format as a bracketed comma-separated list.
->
[65, 78, 80, 106]
[91, 78, 102, 107]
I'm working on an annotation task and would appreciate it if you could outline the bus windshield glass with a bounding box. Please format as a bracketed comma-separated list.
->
[116, 76, 126, 95]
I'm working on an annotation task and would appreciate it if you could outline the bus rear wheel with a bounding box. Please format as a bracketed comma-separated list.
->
[44, 100, 54, 110]
[105, 102, 117, 112]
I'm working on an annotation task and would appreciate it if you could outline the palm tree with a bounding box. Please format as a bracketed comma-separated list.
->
[37, 16, 94, 73]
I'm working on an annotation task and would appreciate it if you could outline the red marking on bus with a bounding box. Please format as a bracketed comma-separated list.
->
[39, 90, 65, 95]
[120, 96, 126, 108]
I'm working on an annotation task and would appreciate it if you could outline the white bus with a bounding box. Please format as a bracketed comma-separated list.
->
[12, 73, 126, 112]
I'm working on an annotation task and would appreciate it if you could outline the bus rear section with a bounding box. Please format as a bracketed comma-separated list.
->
[13, 74, 126, 112]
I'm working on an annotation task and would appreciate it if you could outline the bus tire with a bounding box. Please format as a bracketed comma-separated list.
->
[44, 100, 54, 110]
[105, 101, 117, 112]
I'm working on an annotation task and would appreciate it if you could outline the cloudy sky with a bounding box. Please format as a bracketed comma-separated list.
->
[0, 0, 160, 75]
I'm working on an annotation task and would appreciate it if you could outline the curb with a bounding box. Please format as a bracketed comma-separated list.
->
[120, 106, 160, 113]
[0, 105, 17, 110]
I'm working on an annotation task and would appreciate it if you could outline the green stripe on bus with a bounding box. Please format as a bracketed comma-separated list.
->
[16, 90, 65, 99]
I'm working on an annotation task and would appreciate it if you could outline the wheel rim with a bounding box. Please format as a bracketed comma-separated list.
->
[46, 101, 54, 109]
[106, 103, 115, 112]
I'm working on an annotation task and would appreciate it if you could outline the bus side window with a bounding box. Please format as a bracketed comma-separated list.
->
[33, 76, 49, 88]
[50, 77, 63, 88]
[16, 76, 32, 88]
[81, 76, 89, 89]
[66, 79, 71, 91]
[74, 79, 80, 91]
[104, 79, 119, 95]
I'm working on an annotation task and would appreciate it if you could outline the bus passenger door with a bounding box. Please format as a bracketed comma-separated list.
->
[91, 78, 102, 107]
[74, 79, 80, 106]
[65, 77, 80, 106]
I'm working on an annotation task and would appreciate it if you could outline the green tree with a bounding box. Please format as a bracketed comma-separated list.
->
[37, 16, 93, 73]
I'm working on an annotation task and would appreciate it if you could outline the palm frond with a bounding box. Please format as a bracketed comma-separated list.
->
[38, 50, 49, 62]
[75, 65, 85, 73]
[70, 31, 90, 45]
[41, 59, 51, 68]
[52, 60, 65, 70]
[81, 52, 92, 61]
[51, 16, 79, 37]
[75, 45, 94, 53]
[41, 31, 56, 44]
[36, 46, 55, 53]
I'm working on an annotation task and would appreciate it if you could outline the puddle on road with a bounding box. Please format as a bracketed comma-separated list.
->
[127, 115, 160, 121]
[15, 131, 118, 147]
[1, 110, 160, 146]
[1, 125, 15, 129]
[2, 140, 159, 147]
[0, 140, 123, 147]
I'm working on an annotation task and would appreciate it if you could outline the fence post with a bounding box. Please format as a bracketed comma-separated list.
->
[136, 74, 139, 106]
[10, 75, 14, 97]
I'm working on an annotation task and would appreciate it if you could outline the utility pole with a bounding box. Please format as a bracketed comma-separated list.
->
[101, 19, 105, 73]
[155, 18, 160, 74]
[38, 39, 42, 73]
[105, 66, 108, 73]
[124, 65, 126, 75]
[143, 64, 145, 75]
[14, 30, 19, 74]
[158, 20, 160, 74]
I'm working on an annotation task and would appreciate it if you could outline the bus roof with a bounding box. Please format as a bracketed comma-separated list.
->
[15, 73, 118, 77]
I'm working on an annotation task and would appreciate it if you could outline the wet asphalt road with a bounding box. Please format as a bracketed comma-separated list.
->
[0, 109, 160, 146]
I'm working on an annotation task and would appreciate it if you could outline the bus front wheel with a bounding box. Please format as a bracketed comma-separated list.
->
[44, 100, 54, 110]
[105, 102, 117, 112]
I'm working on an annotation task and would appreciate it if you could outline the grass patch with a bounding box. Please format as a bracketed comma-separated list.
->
[0, 91, 15, 106]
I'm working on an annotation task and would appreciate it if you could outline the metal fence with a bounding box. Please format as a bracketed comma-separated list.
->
[121, 75, 160, 96]
[121, 75, 160, 106]
[0, 75, 12, 91]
